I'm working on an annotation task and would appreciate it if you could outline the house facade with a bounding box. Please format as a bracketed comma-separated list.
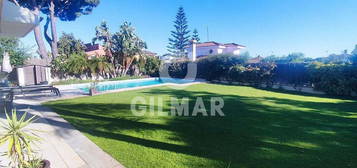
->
[85, 43, 158, 58]
[186, 41, 246, 61]
[85, 43, 106, 58]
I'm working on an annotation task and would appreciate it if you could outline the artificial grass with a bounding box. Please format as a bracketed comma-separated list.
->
[44, 84, 357, 168]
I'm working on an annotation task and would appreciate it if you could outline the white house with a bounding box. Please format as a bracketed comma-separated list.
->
[186, 41, 246, 61]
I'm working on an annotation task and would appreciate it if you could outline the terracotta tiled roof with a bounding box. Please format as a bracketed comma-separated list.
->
[85, 43, 106, 57]
[142, 50, 158, 57]
[247, 56, 263, 64]
[224, 43, 246, 48]
[85, 43, 101, 52]
[186, 41, 246, 48]
[195, 41, 222, 47]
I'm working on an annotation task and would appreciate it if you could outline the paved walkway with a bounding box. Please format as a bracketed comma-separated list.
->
[0, 92, 125, 168]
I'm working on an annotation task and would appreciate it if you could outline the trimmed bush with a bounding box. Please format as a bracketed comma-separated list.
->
[308, 63, 357, 96]
[143, 56, 161, 77]
[228, 63, 276, 86]
[273, 63, 310, 85]
[196, 54, 247, 80]
[163, 54, 357, 96]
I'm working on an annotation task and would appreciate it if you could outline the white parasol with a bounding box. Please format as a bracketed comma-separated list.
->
[0, 0, 39, 37]
[1, 51, 11, 73]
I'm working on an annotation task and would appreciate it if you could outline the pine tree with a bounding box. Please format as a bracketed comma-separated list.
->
[167, 7, 190, 57]
[192, 29, 200, 42]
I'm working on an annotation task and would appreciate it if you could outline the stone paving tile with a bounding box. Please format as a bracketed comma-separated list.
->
[1, 95, 124, 168]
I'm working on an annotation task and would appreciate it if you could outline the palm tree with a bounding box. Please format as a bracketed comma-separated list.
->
[88, 56, 113, 79]
[67, 54, 88, 78]
[92, 21, 115, 67]
[112, 22, 147, 76]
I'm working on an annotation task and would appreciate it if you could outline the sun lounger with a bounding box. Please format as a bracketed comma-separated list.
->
[0, 85, 61, 97]
[0, 90, 14, 113]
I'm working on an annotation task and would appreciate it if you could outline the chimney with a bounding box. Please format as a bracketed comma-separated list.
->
[191, 40, 197, 61]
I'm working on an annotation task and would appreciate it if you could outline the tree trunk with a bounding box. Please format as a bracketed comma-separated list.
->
[49, 0, 58, 59]
[123, 57, 134, 76]
[33, 7, 48, 60]
[33, 26, 48, 59]
[29, 0, 48, 60]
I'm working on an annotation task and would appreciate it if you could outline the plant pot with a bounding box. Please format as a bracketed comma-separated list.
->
[42, 160, 50, 168]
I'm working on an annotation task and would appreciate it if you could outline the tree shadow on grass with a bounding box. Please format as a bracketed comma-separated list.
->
[44, 87, 357, 168]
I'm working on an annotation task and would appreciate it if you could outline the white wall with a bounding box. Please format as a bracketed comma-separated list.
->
[45, 67, 53, 84]
[224, 46, 241, 55]
[17, 67, 25, 86]
[187, 45, 243, 58]
[187, 46, 222, 57]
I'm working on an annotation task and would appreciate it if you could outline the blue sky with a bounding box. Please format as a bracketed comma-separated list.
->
[21, 0, 357, 58]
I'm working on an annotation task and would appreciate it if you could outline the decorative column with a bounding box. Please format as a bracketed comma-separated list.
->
[191, 40, 197, 61]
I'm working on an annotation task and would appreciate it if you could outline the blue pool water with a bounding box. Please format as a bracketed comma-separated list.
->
[79, 78, 193, 93]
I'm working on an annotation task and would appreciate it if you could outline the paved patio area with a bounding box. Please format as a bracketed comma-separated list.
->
[0, 91, 124, 168]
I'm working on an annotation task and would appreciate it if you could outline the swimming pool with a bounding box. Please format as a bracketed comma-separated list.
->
[79, 78, 194, 93]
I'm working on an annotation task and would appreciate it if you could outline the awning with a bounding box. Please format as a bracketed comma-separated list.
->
[0, 0, 39, 37]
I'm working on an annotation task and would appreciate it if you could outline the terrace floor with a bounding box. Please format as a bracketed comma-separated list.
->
[0, 93, 124, 168]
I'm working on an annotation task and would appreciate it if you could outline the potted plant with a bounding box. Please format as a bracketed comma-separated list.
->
[0, 109, 50, 168]
[89, 81, 98, 96]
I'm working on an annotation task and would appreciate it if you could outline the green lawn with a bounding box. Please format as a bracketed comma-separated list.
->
[44, 84, 357, 168]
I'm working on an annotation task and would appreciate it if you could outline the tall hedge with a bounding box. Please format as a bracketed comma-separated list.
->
[196, 54, 247, 80]
[228, 63, 276, 86]
[273, 63, 310, 85]
[163, 54, 357, 96]
[308, 64, 357, 96]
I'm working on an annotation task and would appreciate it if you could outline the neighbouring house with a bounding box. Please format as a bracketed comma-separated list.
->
[186, 41, 246, 61]
[247, 55, 263, 64]
[85, 44, 157, 58]
[143, 50, 158, 57]
[85, 43, 106, 58]
[159, 54, 177, 63]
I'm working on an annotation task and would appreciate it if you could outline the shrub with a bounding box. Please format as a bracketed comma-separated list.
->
[0, 109, 40, 167]
[273, 63, 309, 85]
[308, 63, 357, 96]
[167, 61, 188, 79]
[350, 54, 357, 65]
[163, 54, 247, 80]
[228, 63, 276, 86]
[196, 54, 247, 80]
[143, 56, 161, 77]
